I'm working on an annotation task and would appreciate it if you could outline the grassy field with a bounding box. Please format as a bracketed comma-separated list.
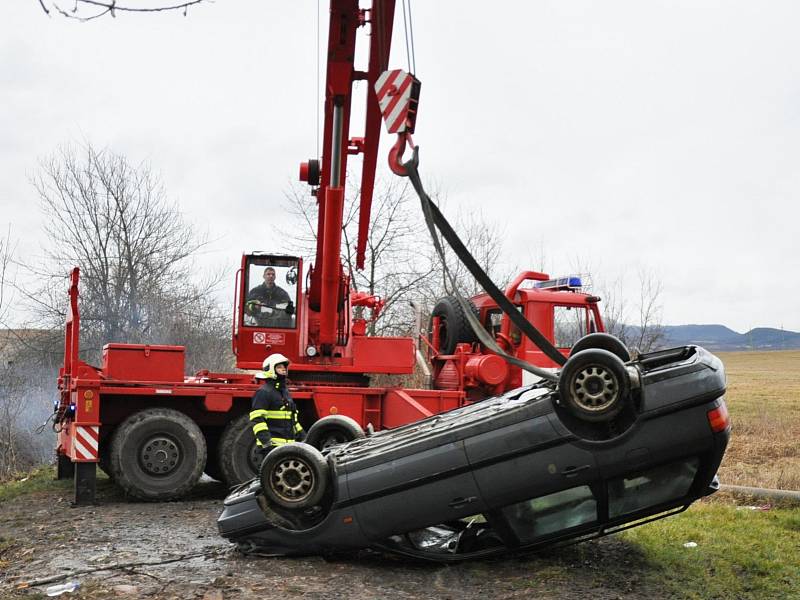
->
[715, 350, 800, 490]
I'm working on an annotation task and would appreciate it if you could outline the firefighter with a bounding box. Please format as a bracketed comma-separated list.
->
[250, 353, 305, 459]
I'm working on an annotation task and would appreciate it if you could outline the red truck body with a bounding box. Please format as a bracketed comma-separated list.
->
[54, 1, 605, 504]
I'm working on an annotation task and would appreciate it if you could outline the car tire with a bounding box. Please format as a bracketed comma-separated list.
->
[109, 408, 206, 501]
[260, 443, 329, 510]
[570, 332, 631, 362]
[429, 296, 478, 355]
[558, 349, 631, 423]
[217, 413, 261, 487]
[305, 415, 365, 451]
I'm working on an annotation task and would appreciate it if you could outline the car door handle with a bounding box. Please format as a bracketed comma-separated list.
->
[561, 465, 591, 478]
[448, 496, 478, 509]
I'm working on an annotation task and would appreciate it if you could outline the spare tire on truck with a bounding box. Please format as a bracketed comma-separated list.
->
[429, 296, 478, 355]
[305, 415, 365, 451]
[217, 412, 262, 487]
[109, 408, 206, 501]
[570, 332, 631, 362]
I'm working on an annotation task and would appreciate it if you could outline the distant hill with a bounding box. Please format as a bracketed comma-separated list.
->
[659, 324, 800, 351]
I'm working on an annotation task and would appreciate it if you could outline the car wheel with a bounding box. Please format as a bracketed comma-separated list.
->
[558, 349, 631, 423]
[305, 415, 365, 451]
[260, 443, 329, 510]
[109, 408, 206, 501]
[217, 413, 261, 487]
[429, 296, 478, 355]
[570, 332, 631, 362]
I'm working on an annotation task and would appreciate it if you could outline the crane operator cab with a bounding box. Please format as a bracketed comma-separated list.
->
[244, 262, 298, 329]
[235, 254, 303, 370]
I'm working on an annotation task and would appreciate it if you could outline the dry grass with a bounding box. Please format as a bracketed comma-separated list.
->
[716, 350, 800, 490]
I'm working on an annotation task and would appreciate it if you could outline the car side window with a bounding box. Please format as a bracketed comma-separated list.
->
[500, 485, 598, 543]
[607, 458, 700, 518]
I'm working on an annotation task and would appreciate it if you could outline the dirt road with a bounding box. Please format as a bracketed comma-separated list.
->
[0, 478, 666, 599]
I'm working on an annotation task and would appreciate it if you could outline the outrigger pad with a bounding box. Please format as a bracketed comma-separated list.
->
[73, 462, 96, 506]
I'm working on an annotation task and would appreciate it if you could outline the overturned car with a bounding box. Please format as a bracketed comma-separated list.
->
[218, 342, 730, 561]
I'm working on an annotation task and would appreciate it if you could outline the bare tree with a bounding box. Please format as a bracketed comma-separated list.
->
[284, 177, 438, 337]
[284, 177, 518, 338]
[37, 0, 205, 21]
[598, 268, 665, 353]
[27, 141, 232, 371]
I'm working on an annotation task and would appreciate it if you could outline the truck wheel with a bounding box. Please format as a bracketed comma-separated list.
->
[109, 408, 206, 501]
[570, 333, 631, 362]
[558, 349, 630, 423]
[305, 415, 365, 451]
[217, 413, 261, 487]
[429, 296, 478, 355]
[260, 443, 328, 510]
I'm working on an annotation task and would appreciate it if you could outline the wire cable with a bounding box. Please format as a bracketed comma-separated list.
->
[401, 0, 412, 74]
[316, 0, 321, 159]
[407, 0, 416, 74]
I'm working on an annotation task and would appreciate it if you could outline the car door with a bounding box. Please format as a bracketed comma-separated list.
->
[348, 440, 488, 540]
[464, 413, 599, 509]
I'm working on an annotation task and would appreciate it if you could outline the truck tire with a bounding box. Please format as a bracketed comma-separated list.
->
[217, 413, 261, 487]
[429, 296, 478, 355]
[109, 408, 206, 501]
[305, 415, 365, 451]
[558, 349, 630, 423]
[260, 443, 329, 510]
[570, 333, 631, 362]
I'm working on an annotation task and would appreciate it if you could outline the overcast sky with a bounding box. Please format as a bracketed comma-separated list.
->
[2, 1, 799, 332]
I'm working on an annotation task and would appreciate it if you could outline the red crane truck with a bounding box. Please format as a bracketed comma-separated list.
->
[54, 0, 606, 505]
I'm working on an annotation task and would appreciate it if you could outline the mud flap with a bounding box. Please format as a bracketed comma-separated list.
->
[74, 462, 96, 506]
[56, 453, 74, 480]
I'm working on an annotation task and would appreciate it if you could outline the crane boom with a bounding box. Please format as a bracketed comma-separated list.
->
[301, 0, 396, 353]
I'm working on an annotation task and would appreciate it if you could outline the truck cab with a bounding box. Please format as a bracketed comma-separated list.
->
[429, 272, 604, 399]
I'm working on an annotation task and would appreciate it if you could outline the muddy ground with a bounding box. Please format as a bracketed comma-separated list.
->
[0, 477, 668, 599]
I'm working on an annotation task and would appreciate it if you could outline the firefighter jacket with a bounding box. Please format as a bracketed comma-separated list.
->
[250, 377, 303, 447]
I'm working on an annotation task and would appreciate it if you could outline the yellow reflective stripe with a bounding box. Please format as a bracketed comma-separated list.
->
[271, 437, 292, 445]
[252, 422, 268, 434]
[294, 423, 303, 433]
[264, 410, 292, 419]
[249, 409, 269, 420]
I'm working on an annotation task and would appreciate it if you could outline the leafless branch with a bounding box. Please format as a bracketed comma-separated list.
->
[22, 548, 226, 587]
[40, 0, 207, 21]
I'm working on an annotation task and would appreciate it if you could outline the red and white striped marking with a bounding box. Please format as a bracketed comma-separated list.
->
[73, 425, 99, 461]
[375, 69, 415, 133]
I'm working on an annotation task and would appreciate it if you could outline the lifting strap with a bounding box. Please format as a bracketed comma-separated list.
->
[401, 146, 565, 382]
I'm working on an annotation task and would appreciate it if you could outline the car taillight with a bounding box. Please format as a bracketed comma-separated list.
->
[707, 402, 730, 432]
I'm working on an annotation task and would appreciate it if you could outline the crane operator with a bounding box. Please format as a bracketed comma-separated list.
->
[246, 266, 294, 327]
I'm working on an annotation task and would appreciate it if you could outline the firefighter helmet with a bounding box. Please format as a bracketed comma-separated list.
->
[256, 353, 291, 380]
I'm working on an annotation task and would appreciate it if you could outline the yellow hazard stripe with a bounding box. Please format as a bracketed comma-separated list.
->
[271, 437, 292, 445]
[249, 409, 269, 420]
[294, 422, 303, 433]
[252, 422, 268, 434]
